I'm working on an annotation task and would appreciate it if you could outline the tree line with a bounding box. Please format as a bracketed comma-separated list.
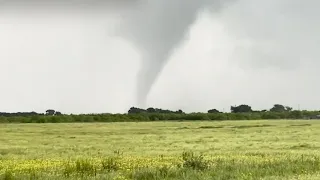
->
[0, 104, 319, 123]
[128, 104, 295, 114]
[0, 109, 62, 117]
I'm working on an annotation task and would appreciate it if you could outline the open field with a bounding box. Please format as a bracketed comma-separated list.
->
[1, 120, 320, 179]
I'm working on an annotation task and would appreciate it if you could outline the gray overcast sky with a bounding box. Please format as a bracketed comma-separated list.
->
[0, 0, 320, 114]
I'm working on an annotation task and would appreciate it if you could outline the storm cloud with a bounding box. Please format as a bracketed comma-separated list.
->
[0, 0, 319, 113]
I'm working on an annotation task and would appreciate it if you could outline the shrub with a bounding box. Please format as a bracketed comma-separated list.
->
[181, 151, 209, 170]
[101, 157, 121, 172]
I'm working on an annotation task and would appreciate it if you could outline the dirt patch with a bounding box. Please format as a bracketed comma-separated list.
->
[289, 124, 311, 127]
[231, 124, 274, 129]
[198, 126, 225, 129]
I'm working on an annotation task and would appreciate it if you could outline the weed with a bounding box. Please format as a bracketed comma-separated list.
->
[3, 171, 14, 180]
[75, 159, 97, 176]
[101, 157, 121, 172]
[181, 151, 209, 170]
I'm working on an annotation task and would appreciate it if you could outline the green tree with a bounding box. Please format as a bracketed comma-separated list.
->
[208, 109, 220, 113]
[55, 111, 62, 116]
[45, 109, 55, 116]
[231, 105, 252, 113]
[128, 107, 146, 114]
[270, 104, 292, 112]
[146, 107, 156, 113]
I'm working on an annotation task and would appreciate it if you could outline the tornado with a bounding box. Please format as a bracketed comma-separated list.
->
[117, 2, 200, 108]
[116, 0, 232, 108]
[1, 0, 234, 108]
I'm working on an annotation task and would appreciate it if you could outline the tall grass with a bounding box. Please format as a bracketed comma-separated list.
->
[1, 120, 320, 179]
[1, 152, 320, 179]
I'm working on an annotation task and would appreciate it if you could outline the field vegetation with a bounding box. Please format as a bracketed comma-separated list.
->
[1, 104, 320, 124]
[1, 120, 320, 179]
[0, 110, 319, 123]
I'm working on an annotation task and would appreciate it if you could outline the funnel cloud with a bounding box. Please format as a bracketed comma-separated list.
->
[115, 0, 233, 107]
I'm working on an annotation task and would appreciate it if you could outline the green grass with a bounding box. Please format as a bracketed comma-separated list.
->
[1, 120, 320, 179]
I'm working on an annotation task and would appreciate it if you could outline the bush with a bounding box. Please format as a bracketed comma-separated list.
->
[181, 151, 209, 170]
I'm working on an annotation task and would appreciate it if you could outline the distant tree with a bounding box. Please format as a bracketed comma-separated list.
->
[289, 110, 303, 119]
[55, 111, 62, 116]
[231, 105, 252, 113]
[128, 107, 184, 114]
[270, 104, 292, 112]
[128, 107, 146, 114]
[285, 106, 293, 112]
[46, 109, 55, 116]
[0, 111, 41, 117]
[270, 104, 285, 112]
[155, 108, 172, 113]
[176, 109, 184, 114]
[208, 109, 220, 113]
[147, 107, 156, 113]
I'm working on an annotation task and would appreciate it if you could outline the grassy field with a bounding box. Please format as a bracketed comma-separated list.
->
[1, 120, 320, 179]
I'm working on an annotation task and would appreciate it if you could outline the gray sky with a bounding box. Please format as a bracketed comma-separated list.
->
[0, 0, 320, 114]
